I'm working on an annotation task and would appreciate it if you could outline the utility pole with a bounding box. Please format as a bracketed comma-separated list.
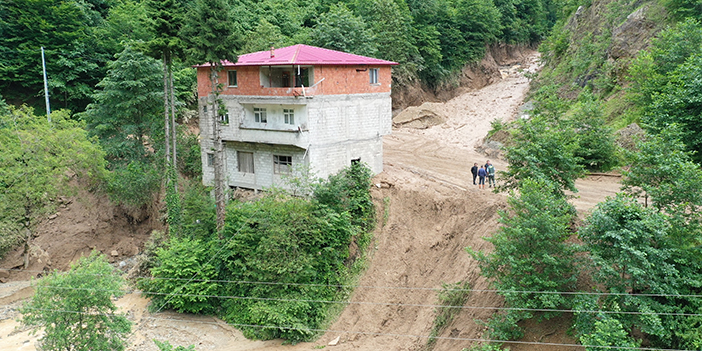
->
[41, 47, 51, 123]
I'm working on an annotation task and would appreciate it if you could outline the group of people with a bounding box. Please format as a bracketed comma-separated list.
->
[471, 160, 495, 189]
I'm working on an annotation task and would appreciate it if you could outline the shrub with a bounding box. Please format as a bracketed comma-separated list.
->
[20, 252, 131, 351]
[107, 160, 161, 211]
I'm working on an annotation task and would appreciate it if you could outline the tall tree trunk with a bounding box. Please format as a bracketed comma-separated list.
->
[210, 65, 226, 232]
[163, 54, 171, 166]
[169, 64, 178, 191]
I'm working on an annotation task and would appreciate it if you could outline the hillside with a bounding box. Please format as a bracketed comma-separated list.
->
[0, 48, 625, 351]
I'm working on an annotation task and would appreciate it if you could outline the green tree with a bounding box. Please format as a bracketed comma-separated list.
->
[578, 194, 682, 344]
[81, 45, 163, 165]
[310, 3, 378, 57]
[499, 116, 585, 194]
[96, 0, 154, 54]
[181, 0, 241, 230]
[20, 252, 131, 351]
[0, 0, 111, 113]
[468, 179, 577, 337]
[0, 106, 106, 261]
[566, 97, 617, 171]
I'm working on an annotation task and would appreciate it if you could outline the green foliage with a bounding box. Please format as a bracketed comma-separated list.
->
[142, 237, 222, 314]
[580, 194, 676, 295]
[580, 315, 639, 350]
[313, 162, 375, 234]
[180, 181, 217, 239]
[469, 179, 577, 339]
[154, 340, 196, 351]
[177, 128, 203, 179]
[181, 0, 240, 65]
[566, 96, 617, 170]
[470, 179, 577, 310]
[165, 166, 183, 233]
[498, 116, 585, 194]
[220, 194, 356, 341]
[96, 0, 154, 54]
[665, 0, 702, 20]
[0, 106, 106, 258]
[106, 160, 161, 211]
[462, 344, 506, 351]
[144, 164, 375, 343]
[81, 45, 164, 165]
[0, 0, 112, 113]
[310, 3, 378, 57]
[20, 252, 131, 351]
[426, 281, 471, 350]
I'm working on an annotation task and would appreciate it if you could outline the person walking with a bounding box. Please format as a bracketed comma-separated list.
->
[486, 161, 496, 188]
[477, 165, 487, 189]
[470, 163, 478, 185]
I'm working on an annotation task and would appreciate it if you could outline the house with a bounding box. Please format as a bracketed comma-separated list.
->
[196, 44, 397, 190]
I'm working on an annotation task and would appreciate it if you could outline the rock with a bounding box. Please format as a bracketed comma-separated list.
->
[328, 336, 340, 346]
[48, 214, 58, 220]
[111, 250, 119, 257]
[0, 269, 10, 282]
[609, 5, 658, 59]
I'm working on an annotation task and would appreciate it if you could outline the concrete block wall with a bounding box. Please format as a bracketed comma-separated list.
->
[308, 138, 383, 180]
[223, 142, 307, 190]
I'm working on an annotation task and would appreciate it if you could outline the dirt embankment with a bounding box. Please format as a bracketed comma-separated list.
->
[0, 185, 159, 282]
[391, 44, 536, 111]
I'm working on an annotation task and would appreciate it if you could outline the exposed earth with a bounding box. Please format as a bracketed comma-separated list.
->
[0, 50, 622, 351]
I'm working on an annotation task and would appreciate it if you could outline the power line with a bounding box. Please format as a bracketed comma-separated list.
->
[3, 267, 701, 299]
[10, 285, 702, 318]
[16, 307, 697, 351]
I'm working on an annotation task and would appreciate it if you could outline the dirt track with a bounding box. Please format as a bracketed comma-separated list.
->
[0, 52, 622, 351]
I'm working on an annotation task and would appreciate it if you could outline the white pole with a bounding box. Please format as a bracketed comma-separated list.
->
[41, 47, 51, 123]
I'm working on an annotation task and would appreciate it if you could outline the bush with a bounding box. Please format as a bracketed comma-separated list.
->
[220, 195, 356, 342]
[141, 237, 221, 314]
[314, 162, 375, 234]
[21, 252, 131, 351]
[107, 160, 161, 211]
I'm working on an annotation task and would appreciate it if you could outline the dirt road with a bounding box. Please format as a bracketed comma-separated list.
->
[0, 52, 621, 351]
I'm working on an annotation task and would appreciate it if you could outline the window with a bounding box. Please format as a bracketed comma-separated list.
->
[260, 66, 312, 87]
[219, 112, 229, 124]
[237, 151, 254, 173]
[274, 155, 292, 174]
[207, 153, 214, 167]
[369, 68, 379, 84]
[254, 107, 267, 123]
[203, 105, 208, 114]
[283, 109, 294, 125]
[228, 70, 237, 87]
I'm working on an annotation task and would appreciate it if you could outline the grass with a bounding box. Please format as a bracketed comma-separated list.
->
[424, 281, 472, 351]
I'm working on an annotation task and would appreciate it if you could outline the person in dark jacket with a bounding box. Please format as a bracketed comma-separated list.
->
[478, 165, 487, 189]
[470, 163, 478, 185]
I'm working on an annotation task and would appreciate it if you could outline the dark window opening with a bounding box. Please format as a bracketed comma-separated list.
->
[351, 158, 361, 165]
[274, 155, 292, 174]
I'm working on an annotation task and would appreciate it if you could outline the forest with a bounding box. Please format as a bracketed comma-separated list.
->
[3, 0, 702, 350]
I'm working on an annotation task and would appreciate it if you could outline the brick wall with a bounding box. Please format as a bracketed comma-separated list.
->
[197, 65, 393, 98]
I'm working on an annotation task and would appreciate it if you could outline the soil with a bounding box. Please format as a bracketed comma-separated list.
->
[0, 49, 622, 351]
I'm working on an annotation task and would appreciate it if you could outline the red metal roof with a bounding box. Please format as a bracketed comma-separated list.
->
[196, 44, 398, 67]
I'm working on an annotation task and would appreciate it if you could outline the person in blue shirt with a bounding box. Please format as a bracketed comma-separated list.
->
[477, 165, 487, 189]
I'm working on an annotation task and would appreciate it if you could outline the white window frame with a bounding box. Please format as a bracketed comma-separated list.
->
[369, 68, 379, 85]
[254, 107, 267, 123]
[283, 108, 295, 125]
[228, 70, 237, 87]
[273, 155, 292, 174]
